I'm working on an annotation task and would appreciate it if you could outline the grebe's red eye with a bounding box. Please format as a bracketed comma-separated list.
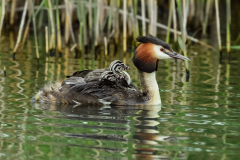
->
[160, 48, 164, 51]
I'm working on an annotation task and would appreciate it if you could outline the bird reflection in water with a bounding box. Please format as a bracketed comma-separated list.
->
[132, 106, 188, 159]
[32, 103, 187, 159]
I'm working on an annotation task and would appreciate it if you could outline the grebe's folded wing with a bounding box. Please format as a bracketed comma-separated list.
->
[66, 69, 93, 78]
[59, 77, 86, 93]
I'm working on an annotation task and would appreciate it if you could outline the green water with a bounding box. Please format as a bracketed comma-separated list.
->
[1, 34, 240, 160]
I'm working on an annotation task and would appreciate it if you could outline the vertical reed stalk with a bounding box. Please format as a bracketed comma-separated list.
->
[94, 0, 100, 46]
[123, 0, 127, 52]
[177, 0, 189, 71]
[30, 0, 39, 59]
[172, 0, 177, 42]
[166, 0, 173, 43]
[4, 66, 6, 77]
[13, 1, 28, 54]
[148, 0, 153, 34]
[104, 37, 108, 56]
[21, 15, 31, 49]
[56, 0, 62, 53]
[108, 0, 113, 36]
[47, 0, 55, 49]
[226, 0, 231, 53]
[79, 1, 87, 46]
[10, 0, 16, 26]
[65, 0, 76, 45]
[154, 0, 157, 36]
[37, 10, 44, 30]
[65, 11, 70, 44]
[76, 4, 83, 51]
[127, 1, 132, 37]
[215, 0, 222, 51]
[114, 0, 120, 45]
[141, 0, 146, 36]
[183, 0, 189, 42]
[202, 0, 212, 35]
[88, 0, 92, 34]
[132, 0, 138, 40]
[66, 1, 78, 57]
[79, 22, 83, 51]
[0, 0, 5, 37]
[22, 0, 45, 50]
[98, 0, 105, 34]
[45, 26, 49, 53]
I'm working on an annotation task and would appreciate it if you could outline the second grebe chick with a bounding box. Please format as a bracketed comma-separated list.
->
[109, 60, 130, 74]
[99, 71, 119, 82]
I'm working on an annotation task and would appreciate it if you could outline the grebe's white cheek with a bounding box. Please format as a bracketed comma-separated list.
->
[153, 45, 171, 59]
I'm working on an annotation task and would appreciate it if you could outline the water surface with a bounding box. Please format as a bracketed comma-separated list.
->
[0, 35, 240, 159]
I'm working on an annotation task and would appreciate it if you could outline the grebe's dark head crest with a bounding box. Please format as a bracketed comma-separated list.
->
[133, 34, 190, 73]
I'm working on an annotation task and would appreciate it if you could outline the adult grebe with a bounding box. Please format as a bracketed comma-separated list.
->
[32, 34, 189, 106]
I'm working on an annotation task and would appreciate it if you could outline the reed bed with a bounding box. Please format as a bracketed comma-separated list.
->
[0, 0, 234, 62]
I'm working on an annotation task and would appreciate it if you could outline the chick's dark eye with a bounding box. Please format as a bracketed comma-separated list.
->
[160, 48, 164, 51]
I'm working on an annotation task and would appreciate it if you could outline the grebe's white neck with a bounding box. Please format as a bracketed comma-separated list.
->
[138, 70, 161, 105]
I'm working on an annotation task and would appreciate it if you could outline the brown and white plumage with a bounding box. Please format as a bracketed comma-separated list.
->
[32, 34, 189, 106]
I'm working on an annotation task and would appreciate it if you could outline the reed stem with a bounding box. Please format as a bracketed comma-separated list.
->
[56, 0, 62, 53]
[215, 0, 222, 51]
[166, 0, 173, 43]
[88, 0, 92, 33]
[79, 22, 83, 51]
[4, 66, 6, 77]
[141, 0, 146, 36]
[0, 0, 5, 38]
[108, 0, 113, 36]
[76, 3, 82, 52]
[114, 0, 120, 45]
[104, 37, 108, 56]
[94, 0, 100, 46]
[226, 0, 231, 53]
[172, 0, 177, 42]
[31, 0, 39, 59]
[45, 26, 49, 53]
[79, 1, 87, 46]
[65, 0, 76, 45]
[47, 0, 55, 49]
[10, 0, 16, 26]
[177, 0, 189, 71]
[123, 0, 127, 52]
[202, 0, 212, 36]
[13, 1, 28, 54]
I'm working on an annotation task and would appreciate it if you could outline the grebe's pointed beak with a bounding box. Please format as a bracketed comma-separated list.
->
[168, 51, 190, 61]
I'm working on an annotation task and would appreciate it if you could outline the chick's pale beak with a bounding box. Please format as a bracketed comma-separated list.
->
[168, 51, 190, 61]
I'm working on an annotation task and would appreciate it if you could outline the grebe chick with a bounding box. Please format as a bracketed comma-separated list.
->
[99, 71, 119, 82]
[65, 60, 130, 83]
[32, 34, 189, 105]
[109, 60, 130, 74]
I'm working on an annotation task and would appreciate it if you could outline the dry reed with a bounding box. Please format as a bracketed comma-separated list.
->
[0, 0, 231, 61]
[123, 0, 127, 52]
[13, 1, 28, 54]
[45, 26, 49, 53]
[215, 0, 222, 51]
[226, 0, 231, 53]
[47, 0, 55, 50]
[0, 0, 5, 38]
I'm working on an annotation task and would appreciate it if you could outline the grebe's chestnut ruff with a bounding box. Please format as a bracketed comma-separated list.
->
[32, 34, 189, 106]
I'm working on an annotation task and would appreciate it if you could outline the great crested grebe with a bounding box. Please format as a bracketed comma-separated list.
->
[32, 34, 189, 106]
